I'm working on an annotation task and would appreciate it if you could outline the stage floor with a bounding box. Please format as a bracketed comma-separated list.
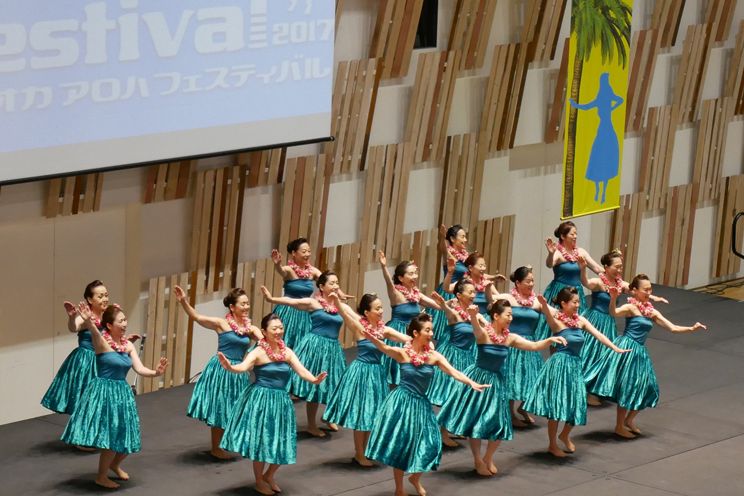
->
[2, 286, 743, 496]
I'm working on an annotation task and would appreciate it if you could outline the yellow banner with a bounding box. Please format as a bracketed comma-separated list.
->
[561, 0, 632, 219]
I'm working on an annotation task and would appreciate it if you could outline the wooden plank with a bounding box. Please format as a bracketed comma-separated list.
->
[172, 272, 190, 386]
[546, 38, 569, 143]
[143, 277, 158, 393]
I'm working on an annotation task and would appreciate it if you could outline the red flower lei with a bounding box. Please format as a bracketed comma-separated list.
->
[556, 311, 581, 329]
[103, 331, 129, 353]
[557, 243, 579, 262]
[450, 300, 470, 321]
[226, 312, 253, 336]
[315, 295, 338, 314]
[394, 284, 421, 303]
[404, 342, 434, 366]
[599, 273, 624, 292]
[485, 324, 509, 344]
[465, 272, 486, 292]
[288, 260, 315, 279]
[448, 245, 469, 263]
[360, 317, 385, 339]
[511, 288, 536, 307]
[628, 297, 655, 318]
[258, 338, 287, 362]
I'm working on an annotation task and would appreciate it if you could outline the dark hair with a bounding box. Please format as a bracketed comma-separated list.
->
[629, 273, 650, 290]
[261, 312, 282, 330]
[488, 298, 512, 319]
[601, 249, 623, 267]
[510, 266, 533, 283]
[393, 261, 416, 285]
[316, 270, 337, 289]
[223, 288, 248, 308]
[464, 252, 483, 269]
[287, 237, 309, 254]
[552, 286, 579, 306]
[357, 293, 380, 315]
[407, 313, 432, 337]
[84, 280, 105, 302]
[446, 224, 466, 244]
[101, 305, 123, 329]
[454, 278, 475, 296]
[554, 221, 576, 240]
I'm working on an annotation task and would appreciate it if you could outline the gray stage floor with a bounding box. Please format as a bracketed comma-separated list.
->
[2, 286, 743, 496]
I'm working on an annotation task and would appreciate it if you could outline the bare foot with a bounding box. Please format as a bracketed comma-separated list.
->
[625, 421, 642, 434]
[394, 489, 407, 496]
[75, 445, 96, 452]
[484, 458, 498, 474]
[517, 407, 535, 424]
[109, 467, 129, 480]
[558, 433, 575, 453]
[255, 479, 275, 495]
[353, 455, 375, 467]
[210, 448, 234, 460]
[587, 394, 602, 406]
[474, 459, 492, 476]
[442, 436, 459, 448]
[512, 416, 528, 428]
[408, 475, 427, 496]
[95, 477, 120, 489]
[614, 427, 636, 439]
[306, 427, 327, 438]
[324, 421, 339, 432]
[265, 476, 282, 493]
[548, 445, 567, 458]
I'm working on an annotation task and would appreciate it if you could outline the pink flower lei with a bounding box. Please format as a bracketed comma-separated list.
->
[315, 295, 338, 314]
[557, 242, 579, 262]
[288, 259, 315, 280]
[465, 272, 486, 292]
[395, 284, 421, 303]
[628, 297, 655, 318]
[511, 288, 536, 307]
[404, 342, 434, 366]
[258, 338, 287, 362]
[360, 316, 385, 339]
[556, 311, 581, 329]
[103, 331, 129, 353]
[448, 245, 469, 263]
[450, 300, 470, 321]
[225, 312, 253, 336]
[484, 323, 510, 344]
[599, 272, 624, 292]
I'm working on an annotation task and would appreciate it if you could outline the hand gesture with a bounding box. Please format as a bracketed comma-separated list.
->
[493, 273, 507, 282]
[260, 286, 273, 302]
[217, 351, 234, 371]
[608, 286, 622, 297]
[271, 249, 282, 266]
[548, 336, 567, 346]
[154, 357, 168, 376]
[127, 334, 141, 344]
[63, 301, 77, 318]
[616, 348, 633, 354]
[378, 250, 387, 266]
[537, 294, 548, 307]
[76, 301, 93, 322]
[545, 238, 556, 254]
[430, 291, 445, 305]
[470, 382, 491, 393]
[577, 255, 587, 268]
[692, 322, 707, 332]
[656, 297, 670, 304]
[327, 292, 340, 305]
[312, 371, 328, 385]
[173, 285, 188, 303]
[338, 289, 355, 301]
[446, 257, 456, 273]
[467, 304, 479, 317]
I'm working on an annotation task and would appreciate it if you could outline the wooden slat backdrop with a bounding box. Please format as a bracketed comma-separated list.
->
[448, 0, 498, 71]
[724, 21, 744, 116]
[637, 105, 678, 211]
[704, 0, 737, 43]
[45, 173, 103, 218]
[143, 161, 193, 203]
[692, 97, 735, 204]
[650, 0, 686, 48]
[658, 184, 700, 286]
[672, 24, 715, 124]
[625, 29, 660, 133]
[439, 134, 479, 229]
[523, 0, 569, 63]
[609, 192, 646, 278]
[238, 148, 286, 188]
[545, 38, 569, 143]
[235, 257, 285, 328]
[712, 175, 744, 278]
[322, 242, 364, 347]
[369, 0, 424, 80]
[471, 215, 515, 294]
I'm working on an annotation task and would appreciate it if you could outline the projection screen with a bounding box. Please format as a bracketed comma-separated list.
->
[0, 0, 334, 184]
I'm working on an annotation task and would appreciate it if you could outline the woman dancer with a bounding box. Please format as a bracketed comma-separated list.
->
[523, 288, 629, 457]
[585, 275, 706, 438]
[534, 221, 602, 340]
[260, 271, 346, 437]
[173, 286, 262, 459]
[323, 293, 410, 466]
[270, 238, 320, 348]
[61, 304, 168, 489]
[218, 313, 328, 495]
[438, 302, 566, 475]
[363, 313, 489, 496]
[442, 252, 496, 319]
[378, 250, 438, 384]
[429, 224, 471, 342]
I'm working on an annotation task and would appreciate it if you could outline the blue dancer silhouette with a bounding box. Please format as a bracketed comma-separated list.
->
[569, 72, 624, 204]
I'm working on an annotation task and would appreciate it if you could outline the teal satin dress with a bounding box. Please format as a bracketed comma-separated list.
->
[274, 278, 315, 348]
[187, 330, 251, 428]
[438, 344, 512, 441]
[61, 351, 141, 453]
[505, 305, 544, 401]
[427, 321, 475, 406]
[366, 363, 441, 473]
[289, 309, 346, 404]
[220, 361, 297, 464]
[429, 260, 468, 342]
[580, 291, 617, 377]
[41, 329, 98, 414]
[534, 262, 587, 340]
[585, 316, 659, 410]
[523, 327, 587, 425]
[384, 301, 421, 385]
[323, 339, 387, 431]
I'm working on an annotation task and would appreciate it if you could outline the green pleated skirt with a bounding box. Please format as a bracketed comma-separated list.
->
[427, 285, 450, 344]
[504, 337, 544, 402]
[365, 387, 441, 473]
[585, 336, 659, 411]
[187, 355, 249, 428]
[274, 304, 312, 349]
[523, 352, 587, 425]
[41, 346, 97, 415]
[382, 319, 408, 385]
[534, 282, 587, 341]
[220, 384, 297, 464]
[580, 308, 617, 377]
[323, 360, 387, 431]
[438, 365, 512, 441]
[289, 333, 346, 404]
[61, 377, 141, 453]
[427, 343, 474, 406]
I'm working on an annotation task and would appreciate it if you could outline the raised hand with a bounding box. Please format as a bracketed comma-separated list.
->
[271, 249, 282, 265]
[327, 292, 341, 305]
[76, 301, 93, 322]
[446, 257, 456, 273]
[155, 357, 168, 376]
[312, 371, 328, 385]
[127, 334, 142, 344]
[608, 286, 622, 297]
[467, 304, 479, 317]
[548, 336, 567, 346]
[577, 255, 587, 268]
[545, 238, 556, 254]
[63, 301, 77, 318]
[378, 250, 387, 266]
[173, 285, 187, 302]
[260, 286, 273, 302]
[537, 294, 548, 307]
[430, 291, 445, 305]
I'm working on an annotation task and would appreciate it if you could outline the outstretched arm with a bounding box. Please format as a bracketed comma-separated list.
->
[287, 349, 328, 384]
[383, 326, 411, 343]
[360, 327, 408, 362]
[509, 334, 567, 351]
[130, 344, 168, 377]
[441, 258, 456, 294]
[433, 352, 489, 392]
[578, 248, 603, 275]
[64, 301, 86, 333]
[378, 250, 402, 304]
[611, 94, 624, 110]
[580, 316, 629, 353]
[468, 305, 488, 341]
[260, 286, 318, 311]
[173, 285, 226, 332]
[537, 294, 560, 333]
[569, 98, 597, 110]
[653, 313, 707, 334]
[430, 291, 459, 323]
[608, 287, 633, 317]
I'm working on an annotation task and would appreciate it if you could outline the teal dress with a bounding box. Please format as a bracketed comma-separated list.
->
[523, 327, 587, 425]
[323, 339, 387, 431]
[61, 351, 141, 453]
[274, 279, 315, 348]
[187, 330, 251, 428]
[220, 361, 297, 464]
[384, 301, 421, 385]
[580, 291, 617, 377]
[474, 290, 490, 320]
[366, 363, 441, 472]
[289, 309, 346, 404]
[428, 260, 468, 342]
[534, 262, 587, 340]
[585, 316, 658, 410]
[505, 305, 544, 401]
[427, 321, 475, 406]
[41, 328, 98, 414]
[438, 343, 512, 441]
